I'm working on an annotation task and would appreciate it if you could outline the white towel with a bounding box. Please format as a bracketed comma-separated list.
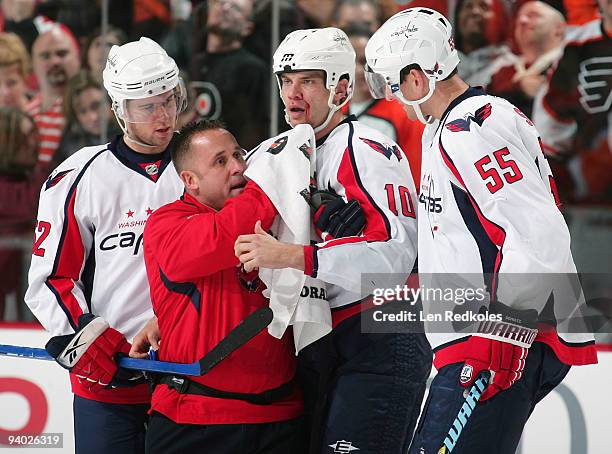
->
[245, 124, 331, 353]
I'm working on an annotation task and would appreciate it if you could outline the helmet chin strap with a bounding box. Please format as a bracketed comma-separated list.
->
[393, 77, 437, 125]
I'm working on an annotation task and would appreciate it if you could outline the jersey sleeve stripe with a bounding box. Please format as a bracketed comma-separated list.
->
[335, 123, 391, 242]
[46, 150, 106, 330]
[438, 141, 507, 303]
[45, 189, 85, 330]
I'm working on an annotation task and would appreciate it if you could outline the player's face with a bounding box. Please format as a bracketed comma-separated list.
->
[279, 71, 331, 129]
[181, 129, 247, 210]
[125, 91, 178, 149]
[0, 63, 27, 108]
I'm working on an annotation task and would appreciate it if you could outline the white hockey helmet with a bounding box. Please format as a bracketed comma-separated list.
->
[272, 27, 356, 133]
[364, 7, 459, 124]
[102, 37, 187, 125]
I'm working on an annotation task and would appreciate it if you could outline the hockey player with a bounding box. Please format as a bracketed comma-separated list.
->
[142, 120, 308, 454]
[24, 37, 187, 454]
[364, 8, 598, 453]
[235, 27, 432, 454]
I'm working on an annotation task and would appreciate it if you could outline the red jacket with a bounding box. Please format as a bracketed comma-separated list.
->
[143, 183, 303, 425]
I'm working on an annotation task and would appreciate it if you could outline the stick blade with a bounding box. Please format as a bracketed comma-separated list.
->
[198, 307, 273, 375]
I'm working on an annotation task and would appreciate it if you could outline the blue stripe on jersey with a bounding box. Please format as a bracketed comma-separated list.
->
[159, 267, 201, 313]
[450, 182, 499, 302]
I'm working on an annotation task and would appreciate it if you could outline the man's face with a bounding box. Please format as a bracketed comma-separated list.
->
[514, 1, 558, 50]
[207, 0, 253, 39]
[0, 63, 27, 108]
[279, 70, 331, 129]
[32, 29, 80, 89]
[336, 3, 379, 33]
[181, 129, 247, 210]
[125, 90, 178, 148]
[458, 0, 493, 41]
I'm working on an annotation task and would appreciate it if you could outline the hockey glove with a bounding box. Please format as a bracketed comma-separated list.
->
[459, 303, 538, 401]
[45, 314, 139, 392]
[311, 189, 365, 240]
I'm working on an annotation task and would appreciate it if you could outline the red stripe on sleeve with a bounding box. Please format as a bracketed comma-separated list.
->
[46, 189, 86, 327]
[335, 148, 390, 242]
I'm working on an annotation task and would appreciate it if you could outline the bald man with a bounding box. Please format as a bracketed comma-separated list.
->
[488, 1, 565, 116]
[27, 24, 81, 164]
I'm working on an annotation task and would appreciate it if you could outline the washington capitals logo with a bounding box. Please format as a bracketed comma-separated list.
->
[45, 169, 74, 191]
[360, 137, 402, 161]
[445, 103, 492, 132]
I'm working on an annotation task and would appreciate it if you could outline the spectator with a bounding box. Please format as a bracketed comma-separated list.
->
[82, 26, 127, 84]
[0, 32, 31, 110]
[191, 0, 269, 149]
[331, 0, 381, 33]
[56, 71, 120, 163]
[131, 0, 171, 42]
[0, 107, 44, 320]
[454, 0, 514, 86]
[160, 0, 193, 71]
[532, 0, 612, 203]
[27, 24, 81, 165]
[0, 0, 49, 51]
[488, 1, 565, 117]
[345, 25, 425, 186]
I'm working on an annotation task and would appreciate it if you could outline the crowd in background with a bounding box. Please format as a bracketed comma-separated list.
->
[0, 0, 610, 321]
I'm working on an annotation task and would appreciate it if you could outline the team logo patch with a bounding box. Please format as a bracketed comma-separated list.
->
[144, 163, 158, 175]
[266, 136, 289, 154]
[45, 169, 74, 191]
[578, 57, 612, 114]
[192, 81, 222, 119]
[360, 137, 402, 161]
[445, 103, 492, 132]
[460, 364, 473, 384]
[299, 142, 313, 160]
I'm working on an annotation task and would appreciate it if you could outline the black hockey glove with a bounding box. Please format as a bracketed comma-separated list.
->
[311, 189, 366, 240]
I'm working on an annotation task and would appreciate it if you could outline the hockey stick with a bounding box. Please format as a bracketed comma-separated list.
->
[439, 370, 491, 453]
[0, 306, 273, 377]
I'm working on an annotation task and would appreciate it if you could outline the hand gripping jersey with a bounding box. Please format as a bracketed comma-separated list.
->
[302, 116, 419, 326]
[25, 137, 184, 403]
[143, 187, 303, 425]
[418, 88, 597, 368]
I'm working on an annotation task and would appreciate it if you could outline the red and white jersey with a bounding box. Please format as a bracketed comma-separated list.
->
[25, 136, 184, 403]
[26, 94, 65, 164]
[418, 88, 596, 366]
[303, 116, 418, 326]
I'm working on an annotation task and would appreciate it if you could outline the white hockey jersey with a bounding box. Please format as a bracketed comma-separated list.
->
[418, 88, 596, 366]
[26, 138, 183, 343]
[305, 116, 419, 326]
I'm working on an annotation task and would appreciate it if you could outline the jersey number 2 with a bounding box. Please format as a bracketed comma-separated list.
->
[474, 147, 523, 194]
[32, 221, 51, 257]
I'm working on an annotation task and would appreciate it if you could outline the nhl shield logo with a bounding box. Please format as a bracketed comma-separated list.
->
[460, 364, 473, 384]
[145, 163, 159, 175]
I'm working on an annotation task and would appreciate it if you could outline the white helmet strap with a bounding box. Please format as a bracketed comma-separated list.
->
[392, 76, 437, 124]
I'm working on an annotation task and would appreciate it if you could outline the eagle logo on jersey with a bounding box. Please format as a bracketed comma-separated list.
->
[445, 103, 492, 132]
[359, 137, 402, 162]
[44, 169, 74, 191]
